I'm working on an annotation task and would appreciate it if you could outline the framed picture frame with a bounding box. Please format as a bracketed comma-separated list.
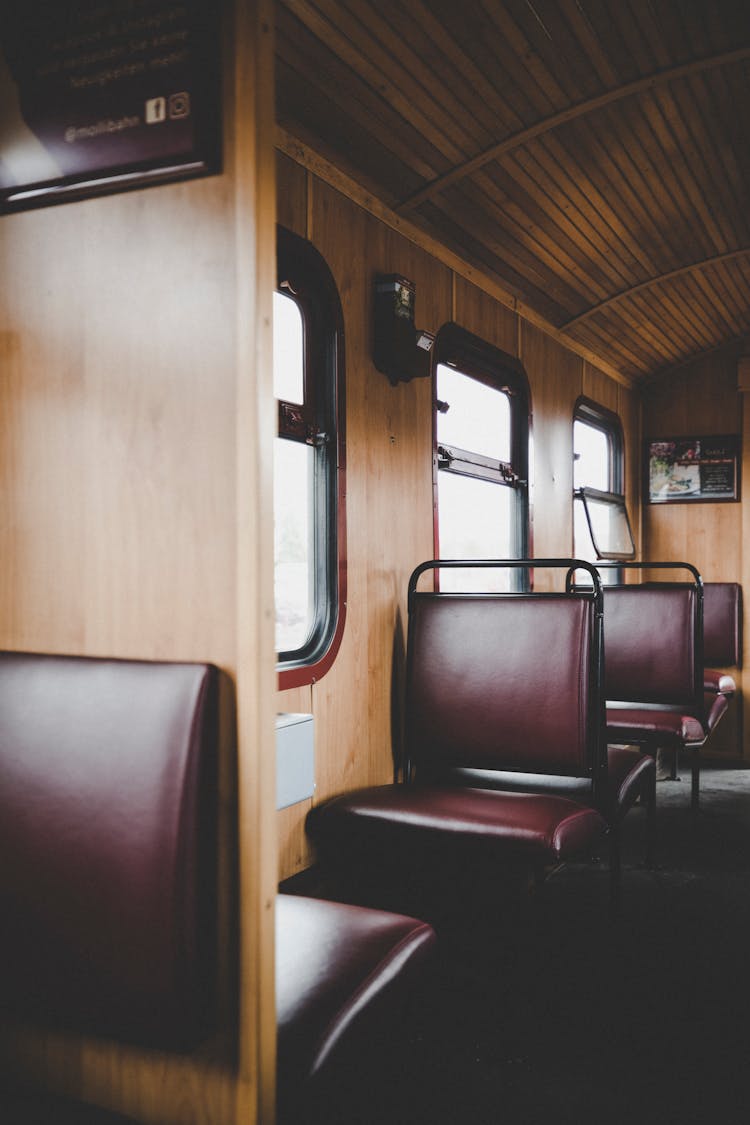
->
[0, 1, 221, 214]
[646, 435, 740, 504]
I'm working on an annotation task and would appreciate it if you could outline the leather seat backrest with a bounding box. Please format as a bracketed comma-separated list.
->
[703, 582, 742, 668]
[603, 585, 698, 706]
[406, 594, 600, 777]
[0, 651, 219, 1050]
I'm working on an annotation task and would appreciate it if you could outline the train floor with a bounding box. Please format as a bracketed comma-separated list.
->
[296, 757, 750, 1125]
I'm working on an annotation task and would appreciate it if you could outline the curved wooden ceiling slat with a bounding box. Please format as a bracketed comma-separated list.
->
[561, 250, 750, 330]
[396, 46, 750, 212]
[276, 2, 750, 379]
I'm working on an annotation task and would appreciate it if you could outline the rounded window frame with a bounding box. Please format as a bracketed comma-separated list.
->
[276, 226, 347, 689]
[573, 396, 630, 576]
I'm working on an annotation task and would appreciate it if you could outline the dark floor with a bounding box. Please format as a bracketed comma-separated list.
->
[301, 759, 750, 1125]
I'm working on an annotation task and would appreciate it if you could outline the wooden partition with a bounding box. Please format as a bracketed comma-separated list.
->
[0, 4, 277, 1124]
[276, 150, 641, 879]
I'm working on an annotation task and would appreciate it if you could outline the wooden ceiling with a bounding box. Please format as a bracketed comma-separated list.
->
[275, 0, 750, 383]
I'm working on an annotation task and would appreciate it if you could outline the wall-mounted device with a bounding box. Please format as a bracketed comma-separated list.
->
[373, 274, 435, 385]
[276, 713, 315, 810]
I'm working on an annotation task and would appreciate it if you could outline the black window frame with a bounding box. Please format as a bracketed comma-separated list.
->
[573, 398, 633, 572]
[433, 323, 530, 589]
[275, 226, 346, 687]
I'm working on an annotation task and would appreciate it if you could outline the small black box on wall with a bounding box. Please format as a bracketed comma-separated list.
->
[373, 274, 434, 385]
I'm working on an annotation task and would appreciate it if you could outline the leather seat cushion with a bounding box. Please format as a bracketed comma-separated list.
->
[307, 784, 606, 866]
[606, 706, 706, 746]
[276, 894, 435, 1112]
[441, 745, 653, 823]
[0, 652, 218, 1048]
[603, 585, 698, 706]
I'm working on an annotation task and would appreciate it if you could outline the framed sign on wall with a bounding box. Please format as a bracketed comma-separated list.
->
[0, 0, 221, 213]
[646, 435, 740, 504]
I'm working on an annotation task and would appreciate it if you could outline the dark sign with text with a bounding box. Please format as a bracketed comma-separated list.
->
[647, 435, 740, 503]
[0, 0, 220, 211]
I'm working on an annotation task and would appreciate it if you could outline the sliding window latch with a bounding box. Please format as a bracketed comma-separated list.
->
[437, 444, 453, 469]
[438, 442, 525, 486]
[499, 463, 525, 486]
[280, 403, 304, 430]
[278, 403, 330, 448]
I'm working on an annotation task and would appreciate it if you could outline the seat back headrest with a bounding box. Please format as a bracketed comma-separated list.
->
[406, 594, 601, 778]
[0, 652, 219, 1050]
[703, 582, 742, 668]
[603, 586, 699, 705]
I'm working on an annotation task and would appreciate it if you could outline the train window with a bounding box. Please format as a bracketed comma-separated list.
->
[577, 488, 635, 561]
[573, 399, 630, 578]
[433, 326, 529, 592]
[274, 227, 346, 688]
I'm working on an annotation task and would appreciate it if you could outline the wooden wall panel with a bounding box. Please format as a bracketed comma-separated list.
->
[617, 382, 642, 554]
[276, 151, 307, 234]
[642, 351, 742, 580]
[453, 275, 518, 357]
[0, 184, 240, 662]
[0, 4, 278, 1122]
[276, 684, 314, 877]
[0, 217, 87, 652]
[306, 181, 373, 805]
[276, 156, 639, 878]
[642, 346, 745, 758]
[583, 361, 619, 414]
[310, 179, 451, 808]
[278, 685, 313, 713]
[520, 321, 583, 586]
[87, 185, 238, 661]
[278, 799, 315, 878]
[0, 178, 245, 1125]
[232, 4, 278, 1120]
[274, 151, 313, 876]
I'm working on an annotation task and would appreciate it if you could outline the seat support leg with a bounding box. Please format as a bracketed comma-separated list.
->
[691, 751, 700, 812]
[608, 828, 621, 911]
[644, 768, 657, 867]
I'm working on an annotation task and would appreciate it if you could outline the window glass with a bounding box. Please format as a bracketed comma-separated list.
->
[573, 402, 629, 579]
[574, 419, 609, 491]
[274, 227, 345, 686]
[273, 290, 304, 405]
[274, 438, 313, 652]
[437, 364, 510, 462]
[433, 328, 529, 592]
[437, 473, 513, 592]
[579, 491, 635, 559]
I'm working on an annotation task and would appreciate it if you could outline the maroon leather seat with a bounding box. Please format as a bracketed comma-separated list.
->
[0, 652, 436, 1125]
[447, 742, 654, 832]
[308, 562, 637, 905]
[309, 783, 605, 866]
[276, 894, 436, 1123]
[602, 580, 727, 809]
[0, 651, 219, 1050]
[0, 651, 219, 1123]
[702, 582, 741, 695]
